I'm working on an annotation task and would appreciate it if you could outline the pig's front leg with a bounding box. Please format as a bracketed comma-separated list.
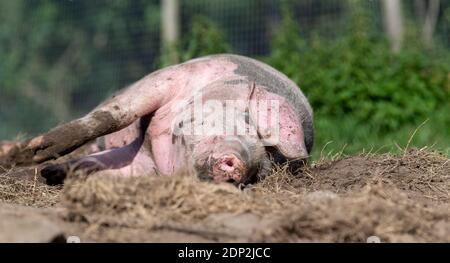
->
[12, 69, 176, 165]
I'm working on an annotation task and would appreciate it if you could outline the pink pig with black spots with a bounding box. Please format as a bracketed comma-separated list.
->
[12, 54, 314, 185]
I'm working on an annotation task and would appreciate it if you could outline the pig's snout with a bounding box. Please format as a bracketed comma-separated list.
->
[211, 154, 246, 183]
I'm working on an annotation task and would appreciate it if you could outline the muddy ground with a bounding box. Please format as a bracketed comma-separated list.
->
[0, 148, 449, 243]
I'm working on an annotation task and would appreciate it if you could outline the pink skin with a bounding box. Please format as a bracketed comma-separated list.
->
[0, 141, 17, 153]
[249, 88, 307, 158]
[145, 58, 239, 175]
[189, 134, 253, 183]
[35, 55, 309, 184]
[211, 154, 246, 183]
[0, 141, 17, 157]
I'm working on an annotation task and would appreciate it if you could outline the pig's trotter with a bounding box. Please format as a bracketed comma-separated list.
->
[40, 164, 69, 185]
[29, 119, 97, 163]
[41, 157, 106, 185]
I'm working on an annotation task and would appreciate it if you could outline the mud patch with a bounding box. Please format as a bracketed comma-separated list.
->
[294, 149, 450, 203]
[0, 110, 121, 167]
[32, 111, 120, 161]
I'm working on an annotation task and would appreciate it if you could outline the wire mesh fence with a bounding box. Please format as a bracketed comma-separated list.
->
[0, 0, 449, 138]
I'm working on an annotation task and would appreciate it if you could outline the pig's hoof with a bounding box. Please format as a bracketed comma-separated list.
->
[41, 164, 68, 185]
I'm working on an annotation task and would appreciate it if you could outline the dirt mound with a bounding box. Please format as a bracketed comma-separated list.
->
[61, 170, 285, 241]
[296, 149, 450, 202]
[0, 148, 449, 242]
[259, 186, 450, 242]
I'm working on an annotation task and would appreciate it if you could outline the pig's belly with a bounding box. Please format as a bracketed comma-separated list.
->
[146, 114, 187, 176]
[98, 119, 160, 176]
[100, 120, 140, 149]
[109, 145, 157, 176]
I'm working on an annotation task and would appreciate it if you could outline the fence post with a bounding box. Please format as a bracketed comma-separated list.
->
[422, 0, 440, 49]
[381, 0, 404, 53]
[161, 0, 180, 64]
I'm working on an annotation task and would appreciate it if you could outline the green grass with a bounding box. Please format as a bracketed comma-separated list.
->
[311, 106, 450, 160]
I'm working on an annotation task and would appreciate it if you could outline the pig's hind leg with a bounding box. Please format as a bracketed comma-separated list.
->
[41, 116, 155, 185]
[41, 140, 156, 185]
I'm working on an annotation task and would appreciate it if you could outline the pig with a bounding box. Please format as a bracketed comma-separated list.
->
[4, 54, 314, 185]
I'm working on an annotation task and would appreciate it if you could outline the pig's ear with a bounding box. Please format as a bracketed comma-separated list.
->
[249, 84, 308, 160]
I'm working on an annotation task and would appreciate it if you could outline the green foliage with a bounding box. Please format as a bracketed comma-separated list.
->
[267, 6, 450, 132]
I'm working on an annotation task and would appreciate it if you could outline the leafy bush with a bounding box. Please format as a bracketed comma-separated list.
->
[267, 6, 450, 131]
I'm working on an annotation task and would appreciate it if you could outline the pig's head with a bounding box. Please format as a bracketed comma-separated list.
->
[173, 78, 310, 185]
[191, 135, 270, 185]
